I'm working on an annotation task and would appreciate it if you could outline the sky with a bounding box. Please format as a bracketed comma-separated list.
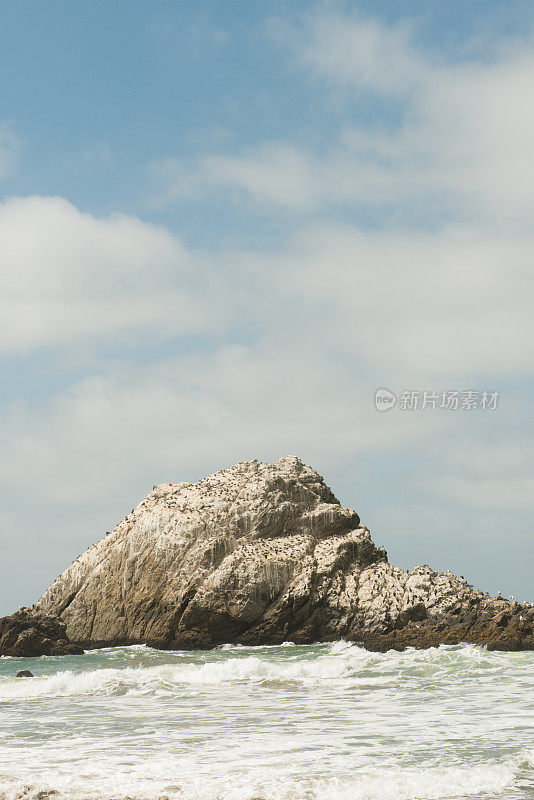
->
[0, 0, 533, 616]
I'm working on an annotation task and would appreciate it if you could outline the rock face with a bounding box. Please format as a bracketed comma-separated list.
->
[0, 608, 83, 656]
[32, 456, 533, 652]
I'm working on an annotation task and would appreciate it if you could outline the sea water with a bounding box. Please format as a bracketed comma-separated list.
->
[0, 642, 532, 800]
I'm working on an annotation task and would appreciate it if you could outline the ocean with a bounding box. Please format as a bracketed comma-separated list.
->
[0, 642, 532, 800]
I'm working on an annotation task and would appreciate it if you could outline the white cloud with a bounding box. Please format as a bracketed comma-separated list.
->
[2, 193, 533, 380]
[150, 12, 534, 229]
[149, 143, 317, 210]
[244, 221, 534, 379]
[292, 10, 424, 93]
[0, 344, 432, 507]
[0, 195, 227, 354]
[418, 433, 534, 511]
[425, 474, 534, 511]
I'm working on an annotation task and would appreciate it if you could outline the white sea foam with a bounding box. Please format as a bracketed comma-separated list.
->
[0, 659, 390, 701]
[0, 643, 532, 800]
[0, 758, 524, 800]
[3, 640, 521, 703]
[0, 644, 395, 700]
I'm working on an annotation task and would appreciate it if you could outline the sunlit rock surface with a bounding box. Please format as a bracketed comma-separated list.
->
[33, 456, 533, 651]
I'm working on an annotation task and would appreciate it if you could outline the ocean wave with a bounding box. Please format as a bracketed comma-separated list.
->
[519, 749, 534, 768]
[0, 658, 388, 701]
[0, 643, 531, 800]
[0, 641, 531, 701]
[0, 755, 525, 800]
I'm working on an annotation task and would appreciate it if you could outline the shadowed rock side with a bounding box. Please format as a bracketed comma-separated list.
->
[0, 609, 83, 656]
[21, 456, 532, 652]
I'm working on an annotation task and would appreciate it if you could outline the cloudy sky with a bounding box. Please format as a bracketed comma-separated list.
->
[1, 0, 533, 615]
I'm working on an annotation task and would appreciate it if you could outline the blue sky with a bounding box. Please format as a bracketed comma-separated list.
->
[1, 1, 533, 615]
[3, 0, 532, 231]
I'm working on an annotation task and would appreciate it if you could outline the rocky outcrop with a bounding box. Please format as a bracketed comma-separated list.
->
[0, 608, 83, 656]
[361, 597, 534, 651]
[25, 456, 533, 652]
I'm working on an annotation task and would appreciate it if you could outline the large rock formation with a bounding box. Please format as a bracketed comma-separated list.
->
[30, 456, 533, 652]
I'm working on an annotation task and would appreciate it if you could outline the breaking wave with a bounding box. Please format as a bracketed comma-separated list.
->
[0, 643, 532, 800]
[1, 641, 529, 701]
[0, 756, 529, 800]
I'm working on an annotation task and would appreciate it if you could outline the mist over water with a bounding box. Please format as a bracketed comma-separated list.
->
[0, 642, 532, 800]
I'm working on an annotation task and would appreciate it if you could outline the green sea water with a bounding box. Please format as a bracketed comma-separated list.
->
[0, 642, 532, 800]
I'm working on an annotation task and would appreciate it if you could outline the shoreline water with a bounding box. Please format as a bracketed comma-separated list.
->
[1, 641, 533, 800]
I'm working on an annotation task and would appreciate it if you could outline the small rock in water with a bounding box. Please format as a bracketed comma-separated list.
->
[16, 670, 34, 678]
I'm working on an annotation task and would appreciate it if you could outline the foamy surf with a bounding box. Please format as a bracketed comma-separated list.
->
[0, 643, 532, 800]
[0, 758, 526, 800]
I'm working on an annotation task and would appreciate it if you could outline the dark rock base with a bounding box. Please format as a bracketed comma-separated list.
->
[3, 601, 533, 657]
[0, 609, 83, 657]
[359, 600, 534, 652]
